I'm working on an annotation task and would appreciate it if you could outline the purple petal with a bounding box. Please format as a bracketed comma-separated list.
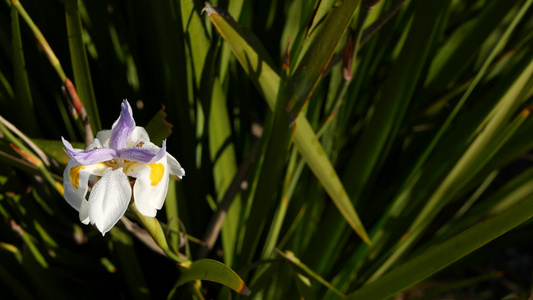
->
[62, 137, 117, 165]
[119, 140, 167, 164]
[110, 100, 136, 150]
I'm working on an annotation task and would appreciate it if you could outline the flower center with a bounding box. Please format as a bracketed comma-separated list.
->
[104, 158, 133, 171]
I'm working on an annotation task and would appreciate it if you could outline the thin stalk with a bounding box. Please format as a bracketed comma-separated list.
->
[0, 115, 63, 195]
[11, 0, 66, 81]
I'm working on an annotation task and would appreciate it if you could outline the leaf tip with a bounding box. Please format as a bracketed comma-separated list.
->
[362, 234, 372, 245]
[201, 2, 214, 15]
[238, 284, 251, 296]
[202, 2, 232, 18]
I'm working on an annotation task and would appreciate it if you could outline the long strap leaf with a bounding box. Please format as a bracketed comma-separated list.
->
[204, 2, 370, 244]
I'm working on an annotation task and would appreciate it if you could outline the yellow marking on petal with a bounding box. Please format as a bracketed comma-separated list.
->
[149, 163, 165, 186]
[70, 165, 84, 189]
[136, 141, 145, 147]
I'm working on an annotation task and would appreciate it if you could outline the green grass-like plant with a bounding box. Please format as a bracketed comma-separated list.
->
[1, 0, 533, 298]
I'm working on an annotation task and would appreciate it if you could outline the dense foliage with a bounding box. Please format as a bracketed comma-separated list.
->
[1, 0, 533, 299]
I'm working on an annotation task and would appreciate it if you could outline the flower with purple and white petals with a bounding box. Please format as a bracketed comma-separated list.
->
[62, 100, 185, 235]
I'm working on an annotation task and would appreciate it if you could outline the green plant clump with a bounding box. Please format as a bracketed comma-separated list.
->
[1, 0, 533, 299]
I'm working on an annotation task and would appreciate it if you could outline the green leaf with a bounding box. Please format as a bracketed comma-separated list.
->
[345, 192, 533, 300]
[240, 66, 294, 263]
[180, 0, 211, 85]
[205, 2, 370, 244]
[208, 78, 240, 267]
[368, 7, 533, 281]
[425, 0, 516, 93]
[278, 250, 345, 298]
[130, 203, 187, 264]
[174, 259, 250, 295]
[11, 4, 38, 136]
[218, 0, 245, 83]
[164, 178, 180, 252]
[286, 0, 360, 116]
[205, 4, 279, 108]
[342, 0, 452, 204]
[65, 0, 101, 132]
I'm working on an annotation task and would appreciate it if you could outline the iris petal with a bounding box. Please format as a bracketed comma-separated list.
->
[88, 168, 132, 235]
[85, 138, 103, 151]
[62, 137, 117, 165]
[118, 140, 166, 164]
[63, 160, 109, 224]
[110, 100, 135, 150]
[63, 160, 90, 223]
[167, 153, 185, 179]
[127, 127, 151, 148]
[95, 130, 112, 148]
[128, 156, 169, 217]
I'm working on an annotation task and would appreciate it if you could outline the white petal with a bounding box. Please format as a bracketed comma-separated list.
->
[85, 138, 103, 151]
[167, 153, 185, 179]
[127, 127, 151, 148]
[88, 168, 132, 235]
[128, 156, 169, 217]
[79, 200, 90, 224]
[95, 130, 112, 148]
[63, 160, 108, 224]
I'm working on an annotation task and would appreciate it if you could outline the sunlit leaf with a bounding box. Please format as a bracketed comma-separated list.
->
[174, 259, 250, 295]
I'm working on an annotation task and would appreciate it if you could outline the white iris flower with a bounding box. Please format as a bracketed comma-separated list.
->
[62, 100, 185, 235]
